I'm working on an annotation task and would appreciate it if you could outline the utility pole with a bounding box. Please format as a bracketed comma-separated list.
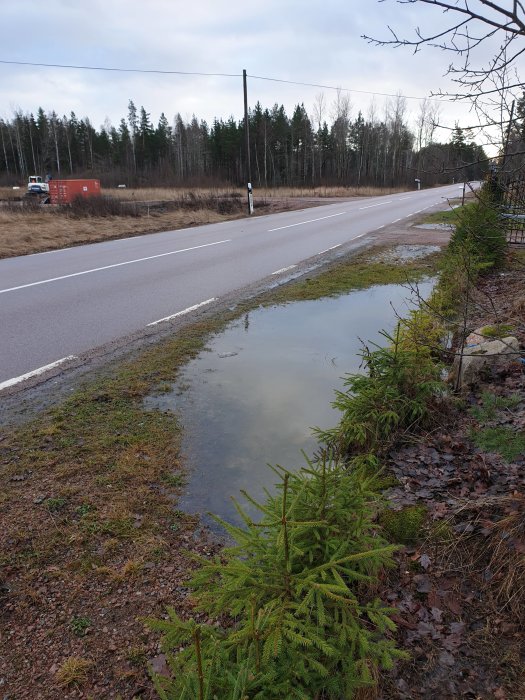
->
[243, 69, 253, 215]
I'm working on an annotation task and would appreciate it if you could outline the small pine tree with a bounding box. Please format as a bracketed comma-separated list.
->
[148, 455, 405, 699]
[316, 329, 443, 458]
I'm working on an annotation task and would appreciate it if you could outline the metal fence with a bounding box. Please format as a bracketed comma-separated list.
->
[498, 175, 525, 244]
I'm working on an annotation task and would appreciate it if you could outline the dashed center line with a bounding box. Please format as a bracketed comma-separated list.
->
[0, 240, 231, 295]
[272, 265, 297, 275]
[148, 298, 216, 326]
[0, 355, 77, 392]
[268, 212, 346, 232]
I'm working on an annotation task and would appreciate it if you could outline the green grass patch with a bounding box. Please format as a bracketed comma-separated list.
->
[263, 248, 441, 305]
[70, 616, 92, 637]
[471, 426, 525, 462]
[470, 391, 522, 422]
[422, 202, 476, 226]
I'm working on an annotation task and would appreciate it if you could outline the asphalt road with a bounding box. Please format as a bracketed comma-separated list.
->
[0, 183, 465, 389]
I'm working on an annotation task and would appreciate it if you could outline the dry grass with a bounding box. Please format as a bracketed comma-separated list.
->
[110, 185, 407, 201]
[111, 186, 245, 201]
[0, 207, 236, 258]
[257, 185, 408, 198]
[440, 494, 525, 623]
[55, 657, 92, 687]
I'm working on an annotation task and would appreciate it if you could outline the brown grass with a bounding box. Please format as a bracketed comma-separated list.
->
[55, 657, 92, 687]
[0, 207, 236, 258]
[110, 185, 407, 201]
[441, 494, 525, 623]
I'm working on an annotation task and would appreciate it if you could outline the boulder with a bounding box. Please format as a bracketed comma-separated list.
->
[453, 336, 521, 389]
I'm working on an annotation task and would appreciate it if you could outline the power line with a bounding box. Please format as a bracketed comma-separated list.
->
[247, 73, 455, 104]
[0, 59, 240, 78]
[0, 58, 454, 104]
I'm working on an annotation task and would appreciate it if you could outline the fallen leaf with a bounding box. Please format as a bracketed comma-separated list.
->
[420, 553, 431, 570]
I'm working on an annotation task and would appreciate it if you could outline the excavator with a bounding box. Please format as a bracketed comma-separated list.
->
[26, 175, 50, 203]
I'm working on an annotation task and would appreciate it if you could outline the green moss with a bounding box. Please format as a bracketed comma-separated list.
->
[480, 324, 515, 339]
[379, 505, 427, 545]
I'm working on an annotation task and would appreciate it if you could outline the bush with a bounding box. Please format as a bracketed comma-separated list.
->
[148, 456, 406, 699]
[449, 196, 507, 270]
[64, 194, 139, 218]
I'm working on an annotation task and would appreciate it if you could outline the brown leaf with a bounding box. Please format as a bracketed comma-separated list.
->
[443, 594, 462, 615]
[149, 654, 170, 678]
[420, 553, 431, 570]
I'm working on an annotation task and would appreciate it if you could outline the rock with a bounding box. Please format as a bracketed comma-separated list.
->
[452, 336, 520, 389]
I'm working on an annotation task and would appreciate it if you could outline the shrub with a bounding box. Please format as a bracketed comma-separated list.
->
[64, 194, 139, 218]
[148, 456, 405, 699]
[449, 196, 507, 270]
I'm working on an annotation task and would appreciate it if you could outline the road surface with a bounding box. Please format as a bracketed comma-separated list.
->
[0, 184, 464, 390]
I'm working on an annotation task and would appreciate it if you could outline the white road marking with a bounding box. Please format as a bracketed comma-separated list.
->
[268, 212, 345, 232]
[0, 240, 231, 295]
[399, 197, 412, 200]
[359, 201, 392, 210]
[148, 298, 216, 326]
[392, 219, 401, 224]
[271, 265, 297, 275]
[318, 244, 342, 255]
[414, 210, 423, 214]
[376, 225, 385, 229]
[0, 355, 77, 391]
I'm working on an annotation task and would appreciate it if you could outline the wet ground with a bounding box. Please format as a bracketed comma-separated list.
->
[146, 279, 434, 527]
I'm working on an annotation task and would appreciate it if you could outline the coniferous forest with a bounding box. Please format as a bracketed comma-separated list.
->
[0, 97, 488, 188]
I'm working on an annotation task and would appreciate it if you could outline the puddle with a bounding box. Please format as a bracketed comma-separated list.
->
[146, 281, 434, 528]
[368, 244, 441, 263]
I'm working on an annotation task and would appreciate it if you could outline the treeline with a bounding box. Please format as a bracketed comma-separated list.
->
[0, 96, 487, 188]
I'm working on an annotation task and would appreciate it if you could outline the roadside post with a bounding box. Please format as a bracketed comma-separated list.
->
[415, 178, 421, 190]
[247, 182, 254, 215]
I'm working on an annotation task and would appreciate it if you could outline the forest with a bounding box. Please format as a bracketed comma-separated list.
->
[0, 95, 488, 189]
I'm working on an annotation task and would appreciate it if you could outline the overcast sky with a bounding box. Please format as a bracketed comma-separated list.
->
[0, 0, 520, 149]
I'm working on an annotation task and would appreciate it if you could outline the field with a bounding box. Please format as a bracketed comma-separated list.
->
[0, 185, 407, 258]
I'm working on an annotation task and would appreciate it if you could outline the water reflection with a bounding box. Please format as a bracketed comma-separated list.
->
[146, 281, 433, 526]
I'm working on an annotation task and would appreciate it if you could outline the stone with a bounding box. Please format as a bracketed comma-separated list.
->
[453, 336, 520, 389]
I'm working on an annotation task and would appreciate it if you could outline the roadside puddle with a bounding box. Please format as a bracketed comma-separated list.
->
[145, 279, 434, 527]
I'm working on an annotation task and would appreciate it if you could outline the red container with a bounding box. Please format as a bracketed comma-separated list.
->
[49, 179, 101, 204]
